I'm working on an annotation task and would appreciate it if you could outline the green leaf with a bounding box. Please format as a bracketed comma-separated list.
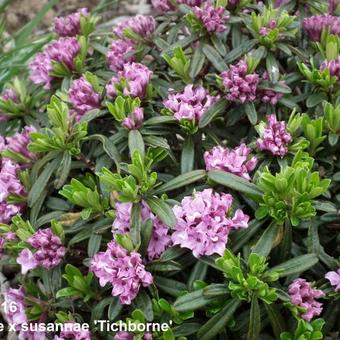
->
[245, 102, 257, 125]
[154, 276, 187, 297]
[139, 218, 153, 257]
[266, 53, 280, 83]
[225, 39, 257, 63]
[108, 298, 122, 321]
[190, 46, 206, 78]
[208, 170, 262, 197]
[199, 99, 228, 128]
[28, 156, 61, 207]
[181, 136, 195, 174]
[265, 254, 319, 278]
[128, 129, 145, 158]
[153, 170, 206, 195]
[202, 44, 227, 72]
[247, 296, 261, 340]
[87, 233, 102, 257]
[130, 203, 142, 247]
[264, 303, 287, 339]
[197, 298, 241, 340]
[55, 152, 72, 189]
[306, 93, 326, 108]
[145, 197, 176, 228]
[132, 290, 153, 321]
[252, 223, 279, 258]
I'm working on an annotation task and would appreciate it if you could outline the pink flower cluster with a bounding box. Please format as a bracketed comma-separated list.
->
[54, 8, 88, 37]
[54, 321, 91, 340]
[204, 144, 257, 180]
[288, 278, 325, 321]
[122, 107, 144, 130]
[107, 39, 136, 72]
[90, 240, 153, 304]
[303, 14, 340, 41]
[256, 114, 292, 158]
[320, 57, 340, 81]
[114, 15, 156, 39]
[171, 189, 249, 257]
[193, 2, 229, 33]
[17, 228, 65, 274]
[220, 60, 259, 103]
[29, 37, 80, 89]
[113, 201, 171, 259]
[163, 85, 219, 124]
[325, 268, 340, 292]
[0, 88, 18, 122]
[258, 72, 284, 105]
[259, 19, 277, 36]
[151, 0, 176, 11]
[106, 62, 152, 98]
[69, 76, 101, 120]
[114, 332, 152, 340]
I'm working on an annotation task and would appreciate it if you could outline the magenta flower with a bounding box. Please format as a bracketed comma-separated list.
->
[4, 126, 37, 162]
[114, 15, 156, 39]
[258, 72, 284, 105]
[256, 114, 292, 158]
[151, 0, 176, 11]
[3, 287, 27, 330]
[54, 8, 88, 37]
[288, 278, 325, 321]
[220, 60, 259, 103]
[204, 144, 257, 180]
[54, 321, 91, 340]
[69, 76, 101, 120]
[171, 189, 249, 258]
[0, 159, 26, 223]
[29, 37, 80, 89]
[303, 15, 340, 41]
[122, 107, 144, 130]
[16, 228, 65, 273]
[106, 62, 152, 98]
[107, 39, 136, 72]
[320, 57, 340, 81]
[325, 268, 340, 292]
[113, 201, 171, 259]
[193, 2, 229, 33]
[178, 0, 203, 6]
[163, 85, 219, 124]
[90, 240, 153, 304]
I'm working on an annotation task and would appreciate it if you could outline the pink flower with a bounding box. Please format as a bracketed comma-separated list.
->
[54, 8, 88, 37]
[113, 201, 171, 259]
[90, 240, 153, 304]
[151, 0, 176, 11]
[220, 60, 259, 103]
[193, 2, 229, 33]
[106, 62, 152, 98]
[178, 0, 203, 6]
[320, 57, 340, 81]
[303, 15, 340, 41]
[288, 278, 325, 321]
[107, 39, 136, 72]
[171, 189, 249, 257]
[114, 15, 156, 39]
[29, 37, 80, 89]
[3, 287, 27, 329]
[325, 268, 340, 292]
[69, 76, 101, 120]
[22, 228, 65, 271]
[258, 72, 284, 105]
[4, 126, 37, 162]
[256, 114, 292, 158]
[17, 249, 38, 274]
[0, 88, 19, 122]
[163, 85, 219, 124]
[54, 321, 91, 340]
[122, 107, 144, 130]
[0, 159, 26, 223]
[204, 144, 257, 180]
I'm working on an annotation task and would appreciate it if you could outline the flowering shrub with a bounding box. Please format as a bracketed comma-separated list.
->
[0, 0, 339, 339]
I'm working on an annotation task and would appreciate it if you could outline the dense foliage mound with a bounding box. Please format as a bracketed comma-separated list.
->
[0, 0, 339, 339]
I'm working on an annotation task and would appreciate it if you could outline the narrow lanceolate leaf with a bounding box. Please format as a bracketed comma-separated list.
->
[197, 298, 241, 340]
[128, 129, 145, 158]
[247, 296, 261, 340]
[181, 136, 195, 174]
[190, 46, 206, 79]
[153, 170, 206, 195]
[208, 170, 263, 197]
[266, 52, 280, 83]
[145, 197, 176, 228]
[202, 44, 227, 72]
[264, 254, 319, 278]
[245, 102, 257, 125]
[252, 223, 280, 258]
[130, 203, 142, 247]
[199, 99, 228, 128]
[264, 303, 287, 339]
[28, 156, 61, 207]
[55, 151, 72, 189]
